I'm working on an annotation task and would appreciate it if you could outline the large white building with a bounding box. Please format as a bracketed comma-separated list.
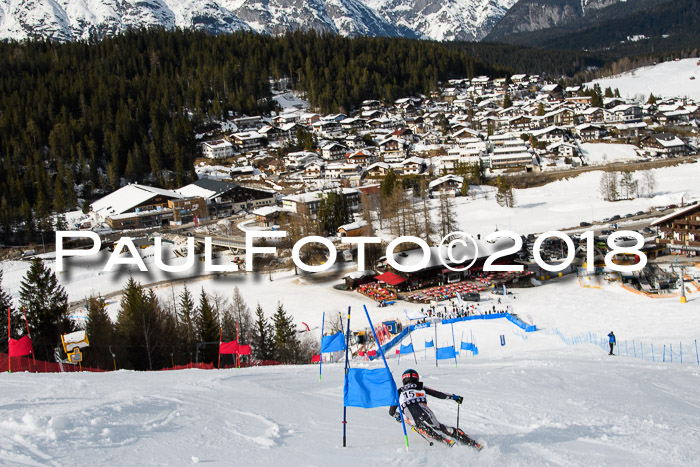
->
[201, 139, 234, 159]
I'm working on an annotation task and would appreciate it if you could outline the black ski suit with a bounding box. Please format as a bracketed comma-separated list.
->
[389, 382, 459, 441]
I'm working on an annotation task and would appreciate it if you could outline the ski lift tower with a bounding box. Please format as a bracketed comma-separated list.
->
[671, 260, 688, 304]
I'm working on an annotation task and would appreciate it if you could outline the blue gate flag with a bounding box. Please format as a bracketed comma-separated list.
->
[321, 332, 346, 353]
[425, 339, 434, 348]
[436, 345, 457, 360]
[461, 342, 479, 355]
[344, 367, 398, 408]
[399, 343, 414, 354]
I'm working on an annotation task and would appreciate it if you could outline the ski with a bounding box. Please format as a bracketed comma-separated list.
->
[452, 428, 484, 451]
[409, 424, 455, 447]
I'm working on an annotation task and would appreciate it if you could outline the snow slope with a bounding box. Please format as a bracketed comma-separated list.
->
[2, 327, 700, 465]
[580, 142, 641, 165]
[589, 58, 700, 101]
[452, 161, 700, 235]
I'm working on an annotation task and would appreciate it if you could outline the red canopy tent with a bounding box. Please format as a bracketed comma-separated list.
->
[374, 271, 407, 287]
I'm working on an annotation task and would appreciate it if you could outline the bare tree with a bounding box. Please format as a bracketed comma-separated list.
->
[599, 170, 619, 202]
[642, 170, 657, 198]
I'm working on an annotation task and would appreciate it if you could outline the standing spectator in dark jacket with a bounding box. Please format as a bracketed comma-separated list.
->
[608, 331, 616, 355]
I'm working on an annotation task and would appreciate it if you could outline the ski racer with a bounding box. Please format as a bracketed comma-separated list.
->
[389, 368, 480, 448]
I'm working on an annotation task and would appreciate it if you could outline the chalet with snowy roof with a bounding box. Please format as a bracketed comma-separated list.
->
[282, 188, 360, 216]
[258, 125, 284, 143]
[361, 100, 381, 111]
[340, 117, 366, 131]
[234, 116, 263, 130]
[91, 184, 182, 223]
[605, 105, 642, 123]
[575, 123, 606, 141]
[603, 98, 626, 109]
[321, 142, 348, 161]
[229, 131, 267, 152]
[366, 162, 390, 178]
[274, 113, 300, 125]
[229, 166, 259, 178]
[490, 152, 535, 169]
[312, 120, 343, 138]
[531, 126, 570, 143]
[344, 134, 363, 149]
[543, 108, 575, 126]
[179, 179, 276, 217]
[640, 133, 690, 157]
[580, 107, 605, 123]
[252, 206, 284, 228]
[657, 109, 692, 126]
[540, 84, 563, 100]
[510, 74, 529, 85]
[285, 151, 318, 170]
[506, 115, 535, 131]
[399, 156, 426, 175]
[566, 96, 592, 106]
[325, 163, 362, 180]
[337, 220, 369, 238]
[304, 161, 325, 179]
[546, 142, 579, 158]
[377, 136, 407, 160]
[452, 127, 483, 142]
[428, 175, 463, 195]
[346, 149, 374, 165]
[362, 109, 383, 120]
[298, 113, 320, 125]
[651, 204, 700, 256]
[202, 139, 234, 159]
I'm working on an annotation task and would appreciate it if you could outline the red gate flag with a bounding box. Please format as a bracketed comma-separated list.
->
[9, 336, 33, 357]
[220, 340, 239, 355]
[237, 344, 251, 356]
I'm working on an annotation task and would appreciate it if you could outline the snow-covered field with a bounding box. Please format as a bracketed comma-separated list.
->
[2, 316, 700, 465]
[580, 143, 641, 165]
[454, 161, 700, 236]
[589, 58, 700, 101]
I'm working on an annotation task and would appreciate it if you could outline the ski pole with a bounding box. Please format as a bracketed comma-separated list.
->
[457, 402, 460, 430]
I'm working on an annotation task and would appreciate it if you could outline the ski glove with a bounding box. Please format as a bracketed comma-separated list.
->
[394, 411, 402, 423]
[452, 395, 463, 404]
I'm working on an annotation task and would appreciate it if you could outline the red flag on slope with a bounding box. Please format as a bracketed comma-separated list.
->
[9, 335, 33, 357]
[219, 340, 239, 355]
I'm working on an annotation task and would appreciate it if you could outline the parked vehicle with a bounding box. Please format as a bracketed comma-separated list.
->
[464, 293, 480, 302]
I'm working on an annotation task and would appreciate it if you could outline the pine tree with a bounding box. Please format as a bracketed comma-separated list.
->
[84, 296, 115, 369]
[272, 302, 301, 364]
[114, 277, 164, 370]
[0, 269, 21, 353]
[197, 288, 219, 364]
[251, 303, 274, 361]
[381, 169, 397, 199]
[178, 285, 197, 348]
[647, 93, 657, 104]
[19, 257, 72, 360]
[503, 93, 513, 109]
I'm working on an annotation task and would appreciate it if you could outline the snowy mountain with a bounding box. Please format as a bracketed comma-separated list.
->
[365, 0, 518, 41]
[0, 0, 517, 42]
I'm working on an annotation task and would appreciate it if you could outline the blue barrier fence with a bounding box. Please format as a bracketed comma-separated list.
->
[546, 329, 700, 367]
[380, 312, 536, 354]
